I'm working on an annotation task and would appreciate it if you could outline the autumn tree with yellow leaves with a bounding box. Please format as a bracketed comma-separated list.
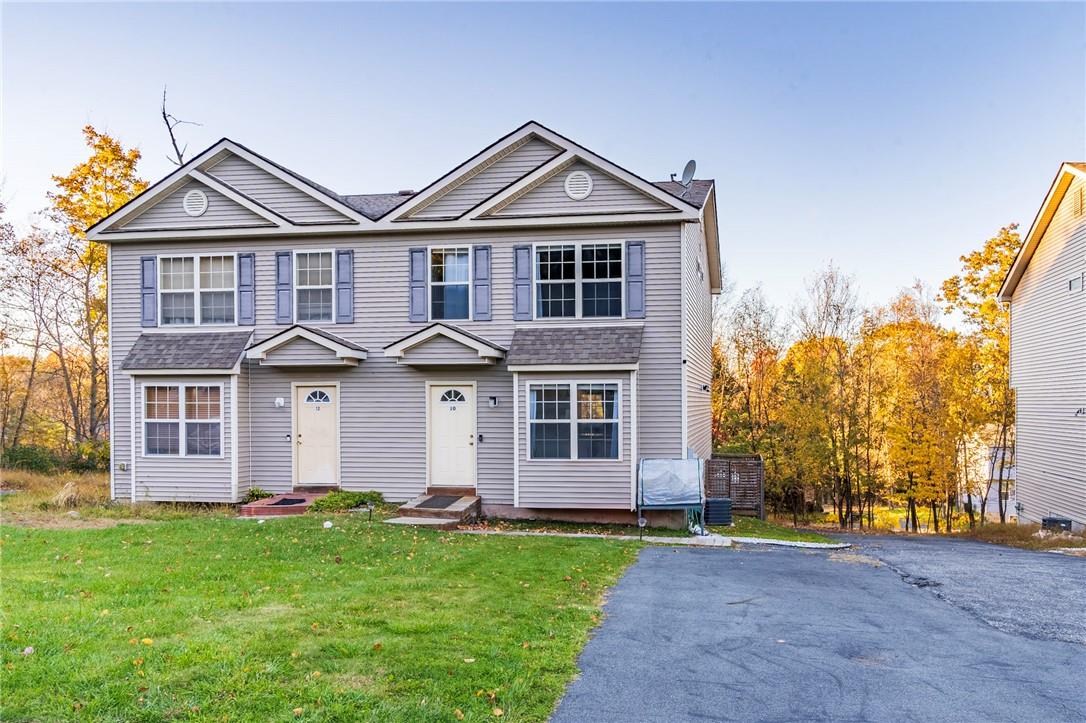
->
[0, 126, 146, 465]
[714, 226, 1020, 531]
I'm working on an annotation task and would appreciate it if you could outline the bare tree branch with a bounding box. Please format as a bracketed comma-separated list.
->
[161, 86, 202, 166]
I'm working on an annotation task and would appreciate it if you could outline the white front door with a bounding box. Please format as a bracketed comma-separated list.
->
[429, 384, 477, 487]
[295, 385, 339, 486]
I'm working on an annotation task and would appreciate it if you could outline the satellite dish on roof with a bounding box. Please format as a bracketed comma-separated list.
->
[680, 159, 696, 188]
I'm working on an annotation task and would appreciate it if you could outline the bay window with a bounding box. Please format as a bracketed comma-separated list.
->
[535, 243, 623, 318]
[159, 254, 235, 325]
[528, 382, 620, 460]
[143, 384, 222, 457]
[430, 247, 470, 320]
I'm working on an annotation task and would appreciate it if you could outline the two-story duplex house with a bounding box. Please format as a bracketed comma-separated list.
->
[998, 162, 1086, 530]
[88, 121, 721, 521]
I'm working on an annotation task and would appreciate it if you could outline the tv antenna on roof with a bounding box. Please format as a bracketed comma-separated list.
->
[670, 160, 696, 197]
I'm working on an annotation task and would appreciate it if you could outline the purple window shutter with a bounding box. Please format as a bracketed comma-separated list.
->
[513, 245, 532, 321]
[275, 251, 293, 324]
[408, 248, 427, 322]
[140, 256, 157, 327]
[335, 249, 354, 323]
[237, 253, 256, 325]
[473, 245, 491, 321]
[626, 240, 645, 319]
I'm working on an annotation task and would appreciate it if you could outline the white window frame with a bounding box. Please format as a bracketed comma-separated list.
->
[531, 242, 625, 320]
[141, 382, 224, 458]
[427, 245, 473, 322]
[157, 253, 238, 327]
[293, 249, 336, 325]
[525, 379, 623, 461]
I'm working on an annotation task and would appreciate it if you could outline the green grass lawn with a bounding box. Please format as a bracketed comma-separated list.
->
[711, 516, 834, 543]
[1, 511, 637, 721]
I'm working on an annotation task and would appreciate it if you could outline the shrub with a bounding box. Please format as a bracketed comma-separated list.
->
[242, 487, 275, 503]
[68, 440, 110, 472]
[309, 490, 383, 512]
[2, 445, 62, 473]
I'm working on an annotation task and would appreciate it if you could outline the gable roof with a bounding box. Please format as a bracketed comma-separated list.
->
[122, 331, 253, 372]
[88, 121, 717, 245]
[87, 139, 371, 237]
[998, 162, 1086, 301]
[246, 325, 367, 361]
[383, 323, 506, 360]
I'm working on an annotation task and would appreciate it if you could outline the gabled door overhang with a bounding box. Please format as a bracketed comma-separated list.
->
[383, 323, 506, 367]
[246, 326, 368, 367]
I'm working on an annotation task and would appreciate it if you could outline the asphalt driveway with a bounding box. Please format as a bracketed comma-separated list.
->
[552, 536, 1086, 723]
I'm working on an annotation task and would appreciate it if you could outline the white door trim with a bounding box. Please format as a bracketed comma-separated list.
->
[291, 381, 341, 488]
[425, 381, 478, 488]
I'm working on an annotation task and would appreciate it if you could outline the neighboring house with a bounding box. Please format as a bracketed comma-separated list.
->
[89, 121, 721, 520]
[998, 162, 1086, 531]
[960, 443, 1016, 520]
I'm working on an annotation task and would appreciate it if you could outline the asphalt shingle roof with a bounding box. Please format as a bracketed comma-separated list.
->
[339, 193, 415, 220]
[506, 326, 643, 366]
[122, 331, 253, 371]
[652, 179, 714, 209]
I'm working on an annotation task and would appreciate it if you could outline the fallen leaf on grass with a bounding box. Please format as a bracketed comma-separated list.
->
[463, 658, 475, 663]
[493, 707, 504, 717]
[293, 707, 304, 717]
[454, 709, 464, 720]
[141, 638, 153, 646]
[372, 642, 383, 651]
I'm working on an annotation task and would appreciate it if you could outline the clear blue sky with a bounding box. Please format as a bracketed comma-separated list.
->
[3, 2, 1083, 312]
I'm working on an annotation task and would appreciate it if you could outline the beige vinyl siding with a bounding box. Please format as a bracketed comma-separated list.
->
[411, 137, 561, 219]
[517, 372, 633, 509]
[261, 337, 350, 366]
[1009, 173, 1086, 526]
[121, 180, 273, 230]
[133, 376, 233, 502]
[206, 154, 351, 224]
[399, 335, 493, 365]
[682, 221, 714, 459]
[494, 161, 671, 217]
[108, 224, 683, 504]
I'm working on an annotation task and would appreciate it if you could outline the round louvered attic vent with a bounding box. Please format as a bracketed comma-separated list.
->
[182, 189, 209, 217]
[564, 170, 593, 201]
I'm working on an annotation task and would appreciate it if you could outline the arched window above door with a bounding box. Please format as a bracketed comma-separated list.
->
[439, 390, 466, 403]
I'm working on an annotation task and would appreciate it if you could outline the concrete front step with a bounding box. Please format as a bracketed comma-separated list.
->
[391, 494, 481, 528]
[238, 491, 328, 517]
[398, 495, 480, 520]
[385, 516, 460, 530]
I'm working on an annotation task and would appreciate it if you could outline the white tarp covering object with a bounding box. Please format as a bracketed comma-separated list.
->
[639, 458, 704, 507]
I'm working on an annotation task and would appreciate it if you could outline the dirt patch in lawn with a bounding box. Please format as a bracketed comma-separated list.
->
[2, 511, 157, 529]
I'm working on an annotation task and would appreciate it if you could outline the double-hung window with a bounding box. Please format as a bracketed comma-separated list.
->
[528, 382, 620, 460]
[430, 247, 470, 320]
[534, 243, 623, 318]
[159, 254, 235, 325]
[535, 246, 577, 318]
[295, 251, 334, 322]
[143, 384, 222, 457]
